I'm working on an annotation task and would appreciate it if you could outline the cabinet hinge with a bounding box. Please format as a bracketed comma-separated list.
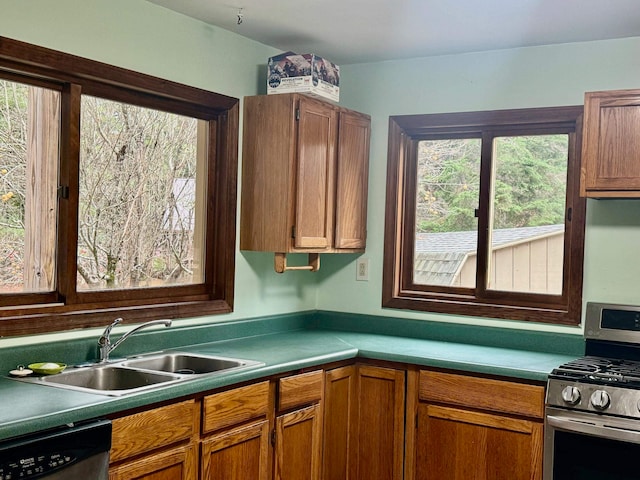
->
[295, 108, 300, 121]
[57, 185, 69, 199]
[291, 226, 296, 239]
[271, 429, 276, 446]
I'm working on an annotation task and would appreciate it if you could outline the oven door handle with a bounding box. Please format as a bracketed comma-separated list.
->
[547, 415, 640, 444]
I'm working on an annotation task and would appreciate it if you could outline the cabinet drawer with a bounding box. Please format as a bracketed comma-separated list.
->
[419, 370, 545, 419]
[202, 381, 270, 434]
[110, 399, 198, 463]
[278, 370, 324, 411]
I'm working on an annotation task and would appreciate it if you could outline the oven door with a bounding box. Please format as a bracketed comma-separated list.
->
[545, 406, 640, 479]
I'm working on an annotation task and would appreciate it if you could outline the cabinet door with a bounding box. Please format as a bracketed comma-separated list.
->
[294, 96, 337, 249]
[240, 94, 296, 252]
[201, 420, 270, 480]
[581, 89, 640, 196]
[356, 365, 405, 480]
[322, 366, 357, 480]
[274, 403, 322, 480]
[109, 443, 197, 480]
[335, 111, 370, 249]
[415, 404, 543, 480]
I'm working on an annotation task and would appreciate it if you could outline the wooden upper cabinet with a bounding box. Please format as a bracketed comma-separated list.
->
[240, 94, 370, 257]
[581, 88, 640, 197]
[294, 98, 337, 249]
[335, 111, 370, 249]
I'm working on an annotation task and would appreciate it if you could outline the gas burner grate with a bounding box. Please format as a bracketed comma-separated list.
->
[553, 356, 640, 383]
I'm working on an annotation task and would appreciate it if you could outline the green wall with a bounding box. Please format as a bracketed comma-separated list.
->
[2, 0, 640, 344]
[319, 37, 640, 334]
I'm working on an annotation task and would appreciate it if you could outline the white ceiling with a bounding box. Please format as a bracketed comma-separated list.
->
[146, 0, 640, 65]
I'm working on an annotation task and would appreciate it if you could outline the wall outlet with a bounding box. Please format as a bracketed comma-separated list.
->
[356, 258, 369, 281]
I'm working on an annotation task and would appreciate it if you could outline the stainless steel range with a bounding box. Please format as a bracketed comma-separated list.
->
[544, 302, 640, 479]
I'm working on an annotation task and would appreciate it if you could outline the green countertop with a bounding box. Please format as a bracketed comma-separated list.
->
[0, 319, 582, 441]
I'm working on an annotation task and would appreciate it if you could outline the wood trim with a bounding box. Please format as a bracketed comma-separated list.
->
[0, 299, 233, 337]
[425, 404, 538, 434]
[210, 103, 239, 308]
[403, 368, 419, 480]
[0, 36, 236, 111]
[57, 82, 81, 305]
[419, 370, 545, 419]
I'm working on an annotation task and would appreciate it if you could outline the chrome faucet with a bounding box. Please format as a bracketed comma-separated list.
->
[98, 318, 172, 363]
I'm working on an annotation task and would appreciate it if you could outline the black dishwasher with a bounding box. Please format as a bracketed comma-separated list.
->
[0, 419, 111, 479]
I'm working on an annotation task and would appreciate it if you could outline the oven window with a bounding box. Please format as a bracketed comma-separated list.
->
[554, 430, 640, 479]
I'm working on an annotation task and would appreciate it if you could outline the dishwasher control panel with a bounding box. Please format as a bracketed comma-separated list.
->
[0, 451, 76, 479]
[0, 420, 111, 480]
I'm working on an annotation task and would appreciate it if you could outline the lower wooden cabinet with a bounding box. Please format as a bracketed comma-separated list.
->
[356, 365, 406, 480]
[109, 443, 197, 480]
[275, 403, 322, 480]
[415, 404, 542, 480]
[322, 364, 405, 480]
[411, 370, 545, 480]
[322, 365, 357, 480]
[274, 370, 324, 480]
[201, 420, 271, 480]
[200, 381, 271, 480]
[107, 363, 546, 480]
[108, 399, 199, 480]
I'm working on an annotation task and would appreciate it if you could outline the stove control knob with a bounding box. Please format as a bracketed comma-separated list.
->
[590, 390, 611, 410]
[561, 386, 581, 405]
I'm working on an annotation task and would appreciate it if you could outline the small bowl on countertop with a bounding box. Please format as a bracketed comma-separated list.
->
[28, 362, 67, 375]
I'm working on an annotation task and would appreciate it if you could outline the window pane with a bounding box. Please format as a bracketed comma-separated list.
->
[414, 139, 481, 287]
[0, 80, 59, 294]
[488, 135, 568, 294]
[78, 96, 206, 291]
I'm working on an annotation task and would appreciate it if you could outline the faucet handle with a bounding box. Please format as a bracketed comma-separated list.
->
[99, 317, 124, 345]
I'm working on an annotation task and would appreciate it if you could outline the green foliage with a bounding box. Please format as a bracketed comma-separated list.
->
[416, 134, 568, 233]
[417, 138, 480, 233]
[492, 135, 567, 229]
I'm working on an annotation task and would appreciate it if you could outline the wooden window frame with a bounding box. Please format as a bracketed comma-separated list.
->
[0, 36, 239, 336]
[383, 106, 586, 325]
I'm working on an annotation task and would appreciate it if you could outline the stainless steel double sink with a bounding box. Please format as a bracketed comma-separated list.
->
[17, 352, 263, 396]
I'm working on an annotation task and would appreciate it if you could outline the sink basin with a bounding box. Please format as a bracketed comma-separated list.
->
[120, 353, 256, 375]
[37, 366, 181, 395]
[13, 352, 264, 396]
